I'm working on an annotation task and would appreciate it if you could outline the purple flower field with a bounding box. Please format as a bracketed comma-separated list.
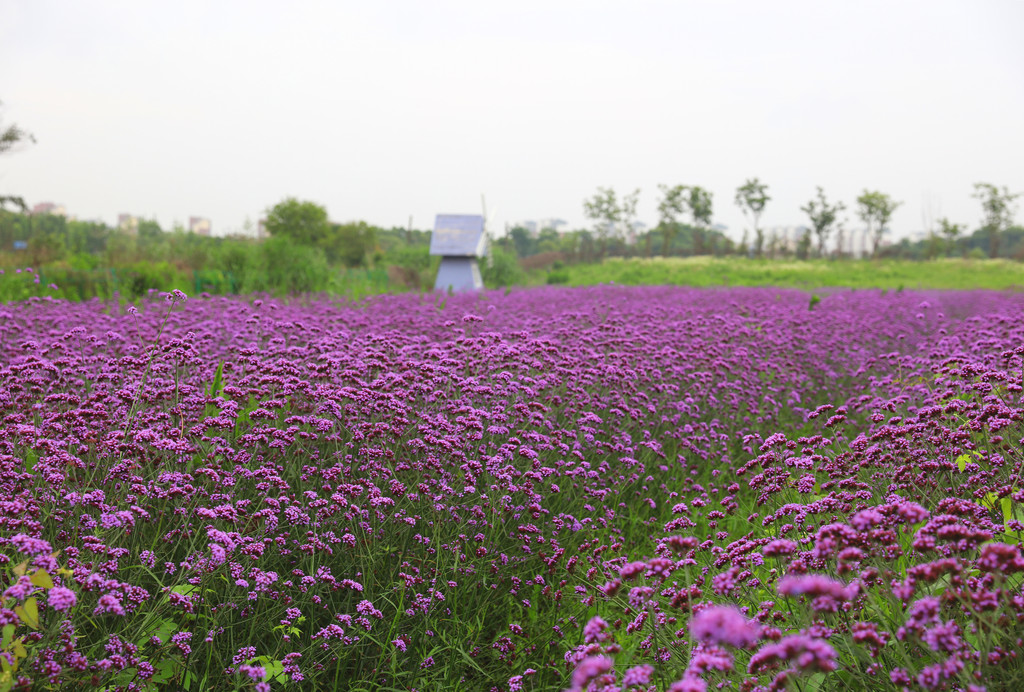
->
[2, 285, 1024, 691]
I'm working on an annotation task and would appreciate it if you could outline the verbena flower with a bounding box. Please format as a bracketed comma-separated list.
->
[689, 605, 762, 648]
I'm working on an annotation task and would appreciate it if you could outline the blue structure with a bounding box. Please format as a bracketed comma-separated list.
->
[430, 214, 487, 292]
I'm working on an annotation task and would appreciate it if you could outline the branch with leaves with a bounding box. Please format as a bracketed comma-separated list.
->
[800, 187, 844, 258]
[735, 179, 770, 257]
[856, 190, 902, 258]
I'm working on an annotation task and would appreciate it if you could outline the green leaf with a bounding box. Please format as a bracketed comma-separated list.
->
[803, 672, 828, 691]
[23, 450, 38, 473]
[14, 597, 39, 630]
[203, 361, 226, 419]
[955, 453, 970, 472]
[981, 492, 999, 510]
[151, 657, 182, 684]
[208, 360, 224, 398]
[29, 569, 54, 590]
[138, 618, 180, 647]
[253, 656, 288, 684]
[1, 624, 13, 648]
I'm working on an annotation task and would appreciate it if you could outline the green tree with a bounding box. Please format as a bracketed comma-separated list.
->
[536, 227, 560, 254]
[583, 187, 639, 259]
[683, 186, 713, 255]
[938, 217, 964, 257]
[0, 101, 35, 156]
[264, 198, 330, 247]
[261, 235, 331, 294]
[796, 228, 812, 260]
[856, 190, 902, 258]
[508, 226, 536, 258]
[656, 184, 686, 257]
[972, 183, 1020, 258]
[735, 178, 770, 257]
[1, 103, 35, 223]
[801, 187, 845, 258]
[328, 221, 377, 267]
[481, 244, 522, 287]
[66, 219, 110, 255]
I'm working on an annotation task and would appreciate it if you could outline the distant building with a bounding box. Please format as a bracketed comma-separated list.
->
[513, 218, 570, 238]
[516, 220, 539, 236]
[625, 220, 648, 246]
[764, 225, 809, 253]
[31, 202, 67, 217]
[257, 219, 267, 240]
[541, 218, 568, 233]
[189, 217, 212, 236]
[118, 214, 139, 234]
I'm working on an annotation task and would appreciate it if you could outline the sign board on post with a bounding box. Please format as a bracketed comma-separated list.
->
[431, 214, 486, 291]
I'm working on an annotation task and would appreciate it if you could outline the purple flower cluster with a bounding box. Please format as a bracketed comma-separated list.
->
[0, 285, 1023, 690]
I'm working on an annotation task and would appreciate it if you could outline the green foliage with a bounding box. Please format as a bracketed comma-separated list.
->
[481, 245, 522, 288]
[795, 228, 812, 260]
[508, 225, 535, 259]
[0, 100, 35, 156]
[258, 236, 332, 295]
[856, 190, 902, 257]
[938, 218, 965, 257]
[801, 187, 845, 257]
[684, 186, 714, 255]
[657, 184, 687, 257]
[972, 182, 1021, 258]
[328, 221, 377, 267]
[546, 261, 570, 285]
[735, 178, 771, 257]
[583, 187, 640, 257]
[264, 197, 331, 247]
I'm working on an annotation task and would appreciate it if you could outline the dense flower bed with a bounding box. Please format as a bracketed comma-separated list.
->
[1, 285, 1023, 691]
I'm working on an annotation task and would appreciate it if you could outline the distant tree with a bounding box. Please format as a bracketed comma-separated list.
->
[0, 195, 28, 212]
[735, 178, 770, 257]
[924, 231, 942, 260]
[138, 219, 163, 242]
[656, 184, 686, 257]
[508, 225, 535, 258]
[583, 187, 639, 259]
[972, 183, 1020, 258]
[0, 101, 35, 156]
[536, 227, 560, 254]
[856, 190, 902, 258]
[796, 228, 812, 260]
[264, 198, 330, 247]
[620, 190, 640, 250]
[583, 188, 619, 259]
[683, 186, 713, 255]
[328, 221, 377, 267]
[800, 187, 845, 258]
[938, 218, 964, 257]
[766, 229, 781, 259]
[834, 220, 848, 258]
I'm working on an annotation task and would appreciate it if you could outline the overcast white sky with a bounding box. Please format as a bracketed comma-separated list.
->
[2, 0, 1022, 240]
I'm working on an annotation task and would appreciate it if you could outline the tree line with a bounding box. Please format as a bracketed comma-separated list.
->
[570, 180, 1021, 261]
[0, 198, 440, 298]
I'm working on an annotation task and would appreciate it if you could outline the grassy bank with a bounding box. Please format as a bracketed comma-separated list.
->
[553, 256, 1024, 291]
